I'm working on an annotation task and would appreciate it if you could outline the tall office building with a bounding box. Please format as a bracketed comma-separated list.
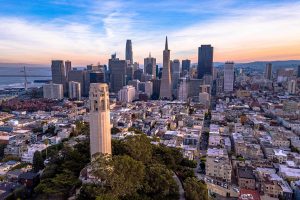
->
[144, 81, 153, 97]
[90, 71, 105, 83]
[178, 78, 188, 101]
[134, 69, 143, 81]
[144, 53, 156, 78]
[288, 80, 296, 94]
[126, 65, 134, 83]
[182, 59, 191, 76]
[126, 40, 133, 64]
[297, 65, 300, 78]
[68, 69, 87, 96]
[171, 59, 181, 98]
[65, 60, 72, 80]
[197, 45, 213, 79]
[160, 36, 172, 100]
[109, 54, 128, 93]
[51, 60, 67, 91]
[89, 83, 111, 157]
[68, 81, 81, 100]
[224, 62, 234, 92]
[43, 83, 64, 100]
[152, 79, 161, 99]
[265, 63, 272, 80]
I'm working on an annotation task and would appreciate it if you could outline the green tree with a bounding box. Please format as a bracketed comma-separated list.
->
[35, 170, 80, 199]
[110, 155, 145, 198]
[91, 154, 145, 199]
[183, 177, 208, 200]
[33, 151, 44, 172]
[111, 127, 121, 135]
[143, 164, 179, 200]
[123, 134, 153, 163]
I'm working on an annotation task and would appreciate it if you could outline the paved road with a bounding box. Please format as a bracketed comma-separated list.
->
[173, 173, 185, 200]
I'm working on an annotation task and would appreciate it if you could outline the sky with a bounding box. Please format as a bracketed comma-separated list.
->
[0, 0, 300, 66]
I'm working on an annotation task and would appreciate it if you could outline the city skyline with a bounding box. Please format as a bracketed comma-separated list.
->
[1, 0, 300, 65]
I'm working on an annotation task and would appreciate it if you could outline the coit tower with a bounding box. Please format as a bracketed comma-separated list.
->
[89, 83, 111, 157]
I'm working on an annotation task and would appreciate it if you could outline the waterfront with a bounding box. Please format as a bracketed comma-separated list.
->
[0, 67, 51, 90]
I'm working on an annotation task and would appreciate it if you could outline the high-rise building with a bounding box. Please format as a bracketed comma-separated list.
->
[199, 92, 210, 107]
[182, 59, 191, 76]
[65, 60, 72, 79]
[144, 81, 153, 97]
[178, 78, 188, 101]
[109, 54, 128, 93]
[118, 85, 136, 103]
[126, 65, 134, 83]
[200, 84, 211, 94]
[216, 76, 224, 95]
[152, 79, 161, 99]
[297, 65, 300, 78]
[144, 53, 156, 78]
[90, 71, 105, 83]
[133, 69, 143, 81]
[224, 62, 234, 92]
[68, 69, 87, 96]
[197, 45, 213, 79]
[43, 83, 64, 100]
[265, 63, 272, 80]
[160, 36, 172, 100]
[141, 74, 154, 82]
[68, 81, 81, 100]
[126, 40, 133, 64]
[51, 60, 67, 92]
[133, 62, 139, 71]
[171, 59, 181, 98]
[89, 83, 111, 157]
[288, 80, 297, 94]
[128, 79, 140, 91]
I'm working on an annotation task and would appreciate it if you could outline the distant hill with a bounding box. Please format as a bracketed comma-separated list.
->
[213, 60, 300, 72]
[235, 60, 300, 70]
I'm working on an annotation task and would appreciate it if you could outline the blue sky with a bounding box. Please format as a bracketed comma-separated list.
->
[0, 0, 300, 65]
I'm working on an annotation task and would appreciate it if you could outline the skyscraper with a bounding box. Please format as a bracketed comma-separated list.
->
[65, 60, 72, 80]
[160, 36, 172, 100]
[224, 62, 234, 92]
[297, 65, 300, 78]
[68, 69, 87, 96]
[90, 71, 105, 83]
[144, 53, 156, 78]
[109, 54, 128, 93]
[288, 80, 296, 94]
[171, 59, 181, 98]
[197, 45, 213, 79]
[51, 60, 67, 91]
[89, 83, 111, 157]
[126, 40, 133, 64]
[68, 81, 81, 100]
[265, 63, 272, 80]
[182, 59, 191, 76]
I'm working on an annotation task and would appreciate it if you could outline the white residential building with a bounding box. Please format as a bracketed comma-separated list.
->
[68, 81, 81, 100]
[118, 85, 136, 103]
[43, 83, 64, 99]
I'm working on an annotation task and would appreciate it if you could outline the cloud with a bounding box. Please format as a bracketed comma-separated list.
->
[0, 0, 300, 66]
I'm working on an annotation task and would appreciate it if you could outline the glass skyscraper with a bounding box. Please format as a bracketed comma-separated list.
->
[197, 45, 213, 79]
